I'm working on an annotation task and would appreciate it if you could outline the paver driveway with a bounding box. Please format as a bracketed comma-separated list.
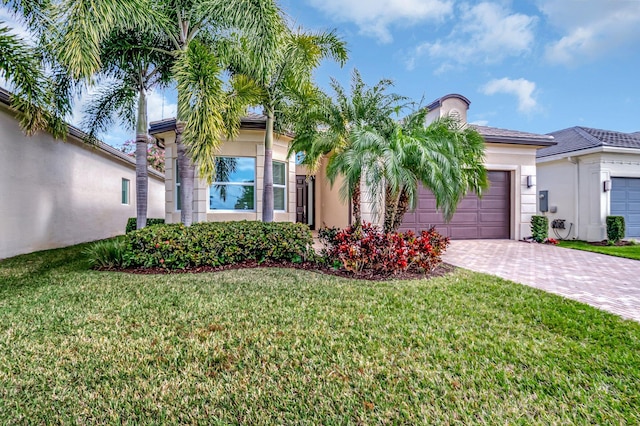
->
[443, 240, 640, 322]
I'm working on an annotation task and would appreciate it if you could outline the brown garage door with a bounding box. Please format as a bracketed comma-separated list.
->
[399, 171, 511, 239]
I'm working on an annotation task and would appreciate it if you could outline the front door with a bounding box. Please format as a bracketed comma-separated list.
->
[296, 175, 315, 229]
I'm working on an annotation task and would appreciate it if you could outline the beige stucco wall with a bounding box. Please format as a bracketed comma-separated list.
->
[160, 129, 296, 223]
[295, 160, 350, 229]
[538, 150, 640, 241]
[0, 106, 165, 259]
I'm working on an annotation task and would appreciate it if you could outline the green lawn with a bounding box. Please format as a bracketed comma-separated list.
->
[558, 240, 640, 260]
[1, 244, 639, 424]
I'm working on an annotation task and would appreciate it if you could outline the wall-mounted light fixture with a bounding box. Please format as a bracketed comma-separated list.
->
[526, 175, 535, 188]
[603, 180, 612, 192]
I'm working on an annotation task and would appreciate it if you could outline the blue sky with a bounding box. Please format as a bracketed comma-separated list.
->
[2, 0, 640, 147]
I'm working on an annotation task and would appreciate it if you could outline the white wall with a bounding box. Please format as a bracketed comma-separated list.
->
[538, 150, 640, 241]
[0, 106, 165, 259]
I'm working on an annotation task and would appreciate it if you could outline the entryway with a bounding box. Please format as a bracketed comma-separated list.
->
[296, 175, 315, 230]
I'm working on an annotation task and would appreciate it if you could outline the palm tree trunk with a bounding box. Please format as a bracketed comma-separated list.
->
[176, 120, 195, 226]
[391, 188, 410, 232]
[384, 185, 400, 233]
[352, 184, 361, 227]
[262, 108, 275, 223]
[135, 89, 149, 230]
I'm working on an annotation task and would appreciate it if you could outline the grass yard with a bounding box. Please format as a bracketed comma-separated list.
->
[1, 244, 639, 424]
[558, 240, 640, 260]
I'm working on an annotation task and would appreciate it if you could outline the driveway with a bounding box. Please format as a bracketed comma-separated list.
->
[442, 240, 640, 322]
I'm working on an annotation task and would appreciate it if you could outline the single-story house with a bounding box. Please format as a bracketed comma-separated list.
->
[536, 126, 640, 241]
[151, 94, 555, 240]
[0, 88, 165, 259]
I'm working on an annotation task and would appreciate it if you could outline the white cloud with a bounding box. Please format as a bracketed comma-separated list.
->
[539, 0, 640, 65]
[480, 77, 538, 114]
[305, 0, 454, 43]
[470, 119, 489, 126]
[409, 2, 537, 69]
[147, 88, 177, 123]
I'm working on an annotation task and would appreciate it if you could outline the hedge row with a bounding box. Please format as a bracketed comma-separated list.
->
[123, 221, 314, 269]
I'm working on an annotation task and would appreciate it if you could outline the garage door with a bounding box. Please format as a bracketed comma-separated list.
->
[611, 177, 640, 238]
[399, 171, 511, 239]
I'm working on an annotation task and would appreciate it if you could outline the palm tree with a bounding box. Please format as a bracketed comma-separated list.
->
[355, 109, 488, 232]
[81, 28, 174, 230]
[226, 27, 347, 222]
[52, 0, 285, 226]
[1, 1, 68, 137]
[290, 69, 405, 226]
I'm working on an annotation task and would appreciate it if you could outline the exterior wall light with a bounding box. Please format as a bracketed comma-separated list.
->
[526, 175, 535, 188]
[603, 180, 612, 192]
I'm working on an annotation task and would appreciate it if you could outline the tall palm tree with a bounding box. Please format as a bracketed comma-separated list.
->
[290, 69, 405, 226]
[81, 28, 174, 230]
[52, 0, 285, 226]
[225, 27, 348, 222]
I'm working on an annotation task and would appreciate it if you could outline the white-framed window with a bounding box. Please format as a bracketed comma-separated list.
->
[175, 159, 181, 211]
[273, 161, 286, 211]
[209, 157, 255, 211]
[121, 178, 130, 205]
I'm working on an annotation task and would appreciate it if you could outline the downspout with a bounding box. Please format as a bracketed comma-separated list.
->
[568, 156, 579, 239]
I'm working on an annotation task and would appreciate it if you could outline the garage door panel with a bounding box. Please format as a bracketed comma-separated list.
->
[401, 171, 511, 239]
[611, 177, 640, 238]
[450, 227, 479, 239]
[480, 198, 509, 210]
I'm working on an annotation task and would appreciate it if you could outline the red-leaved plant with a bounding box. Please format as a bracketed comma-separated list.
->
[319, 222, 449, 275]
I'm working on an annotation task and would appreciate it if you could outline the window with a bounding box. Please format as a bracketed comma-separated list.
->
[121, 178, 130, 204]
[175, 159, 181, 211]
[273, 161, 286, 211]
[209, 157, 255, 210]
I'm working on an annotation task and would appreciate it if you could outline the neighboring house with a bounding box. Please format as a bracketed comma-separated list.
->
[152, 94, 555, 240]
[0, 88, 165, 260]
[537, 126, 640, 241]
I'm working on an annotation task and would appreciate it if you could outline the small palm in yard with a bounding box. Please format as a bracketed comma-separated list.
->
[1, 243, 639, 423]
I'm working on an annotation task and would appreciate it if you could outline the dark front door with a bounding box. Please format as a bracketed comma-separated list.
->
[399, 170, 511, 239]
[296, 175, 315, 229]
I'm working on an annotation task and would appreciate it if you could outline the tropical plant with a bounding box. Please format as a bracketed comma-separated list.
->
[358, 109, 488, 232]
[52, 0, 285, 226]
[82, 28, 174, 230]
[290, 69, 406, 226]
[225, 26, 348, 222]
[0, 1, 68, 137]
[292, 72, 487, 232]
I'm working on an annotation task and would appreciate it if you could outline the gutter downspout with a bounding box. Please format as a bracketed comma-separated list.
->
[568, 156, 579, 239]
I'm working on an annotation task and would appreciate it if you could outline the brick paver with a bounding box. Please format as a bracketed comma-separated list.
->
[443, 240, 640, 322]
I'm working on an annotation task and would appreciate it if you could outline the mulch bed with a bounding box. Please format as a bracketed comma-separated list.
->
[107, 260, 456, 281]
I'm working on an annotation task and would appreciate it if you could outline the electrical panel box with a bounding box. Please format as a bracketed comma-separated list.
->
[539, 190, 549, 213]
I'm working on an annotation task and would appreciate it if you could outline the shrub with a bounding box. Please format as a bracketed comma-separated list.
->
[123, 221, 314, 269]
[320, 222, 449, 275]
[85, 238, 127, 269]
[126, 218, 165, 234]
[530, 215, 549, 243]
[606, 216, 625, 243]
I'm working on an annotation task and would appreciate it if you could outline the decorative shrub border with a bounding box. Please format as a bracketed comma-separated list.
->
[606, 216, 625, 243]
[125, 218, 165, 233]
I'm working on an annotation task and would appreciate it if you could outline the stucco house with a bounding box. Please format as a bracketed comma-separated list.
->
[151, 94, 555, 240]
[0, 88, 165, 259]
[536, 127, 640, 241]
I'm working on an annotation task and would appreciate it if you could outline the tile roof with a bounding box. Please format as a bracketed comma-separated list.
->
[537, 126, 640, 158]
[470, 124, 555, 146]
